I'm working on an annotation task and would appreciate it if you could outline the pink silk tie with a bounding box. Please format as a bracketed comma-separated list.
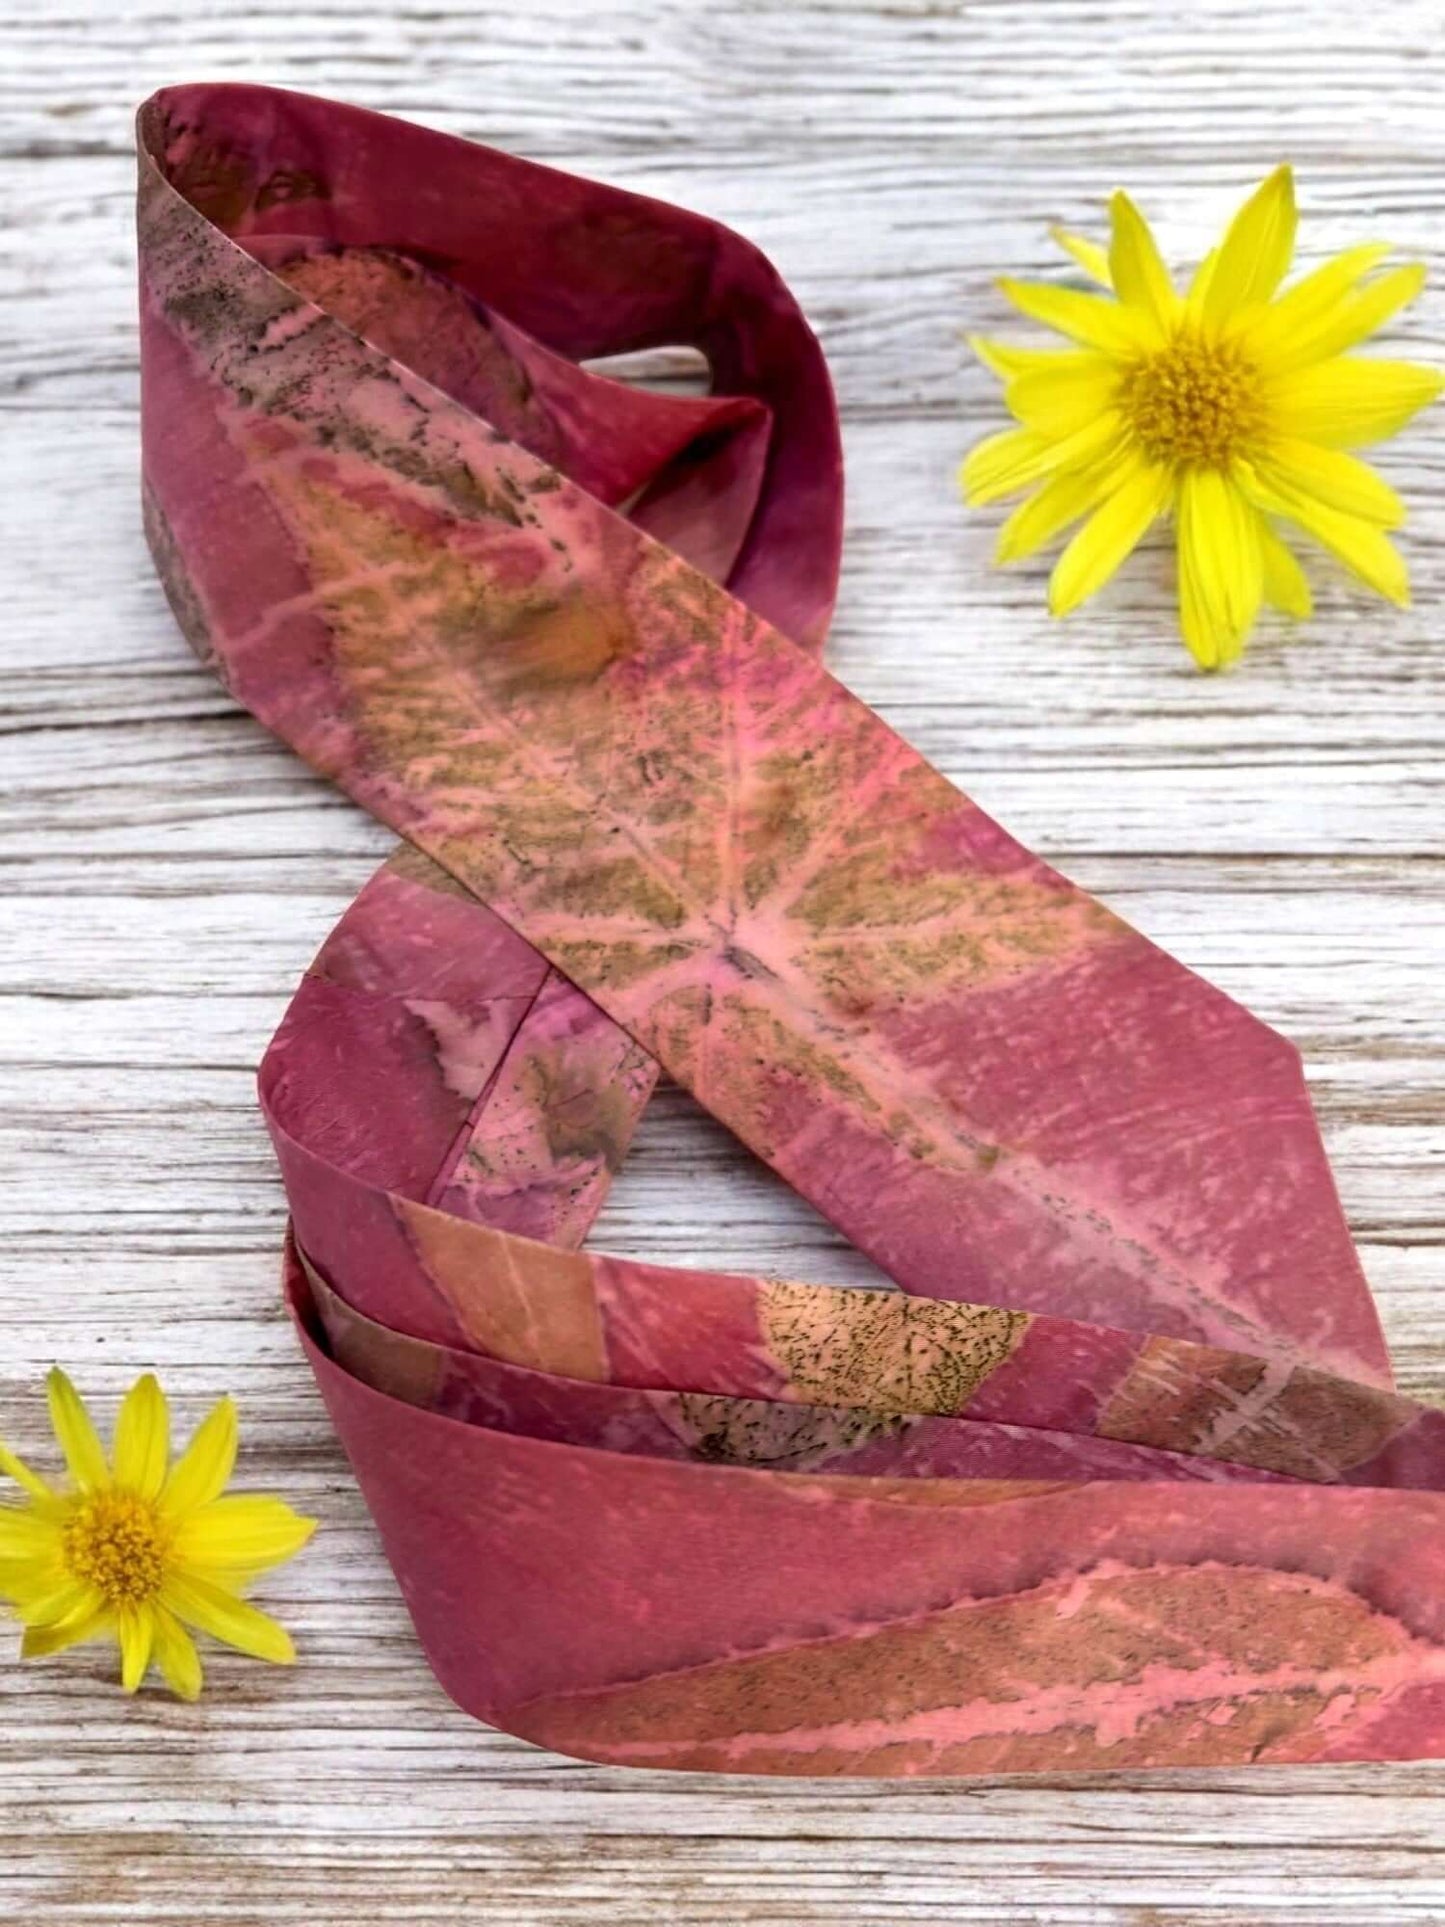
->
[137, 82, 1445, 1774]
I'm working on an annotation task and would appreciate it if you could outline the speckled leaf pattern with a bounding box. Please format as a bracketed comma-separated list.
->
[136, 82, 1445, 1774]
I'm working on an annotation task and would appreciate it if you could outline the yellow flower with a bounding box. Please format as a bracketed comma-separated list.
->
[0, 1368, 315, 1698]
[963, 167, 1442, 668]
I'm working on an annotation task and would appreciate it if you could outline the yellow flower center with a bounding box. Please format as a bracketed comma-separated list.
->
[1119, 330, 1264, 468]
[62, 1491, 167, 1606]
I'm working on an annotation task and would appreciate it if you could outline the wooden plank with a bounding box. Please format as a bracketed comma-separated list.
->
[3, 0, 1444, 1919]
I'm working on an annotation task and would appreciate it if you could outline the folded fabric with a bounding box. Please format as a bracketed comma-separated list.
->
[135, 82, 1445, 1774]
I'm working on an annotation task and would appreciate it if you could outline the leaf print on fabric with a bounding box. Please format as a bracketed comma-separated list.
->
[135, 83, 1445, 1776]
[758, 1284, 1028, 1416]
[509, 1560, 1444, 1775]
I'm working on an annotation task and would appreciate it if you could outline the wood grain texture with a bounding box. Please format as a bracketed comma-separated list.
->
[2, 0, 1443, 1917]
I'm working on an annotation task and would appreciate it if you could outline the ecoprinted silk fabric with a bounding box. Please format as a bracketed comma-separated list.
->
[136, 83, 1445, 1775]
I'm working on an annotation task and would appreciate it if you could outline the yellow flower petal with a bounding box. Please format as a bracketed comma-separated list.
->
[961, 425, 1050, 505]
[0, 1553, 45, 1592]
[112, 1374, 170, 1502]
[0, 1441, 55, 1504]
[1270, 356, 1444, 447]
[1202, 165, 1298, 325]
[1258, 441, 1404, 526]
[0, 1563, 68, 1612]
[172, 1496, 316, 1576]
[1049, 225, 1113, 287]
[1258, 520, 1314, 618]
[962, 413, 1122, 507]
[162, 1569, 296, 1665]
[1271, 263, 1427, 369]
[969, 336, 1083, 381]
[1243, 243, 1393, 363]
[21, 1607, 110, 1661]
[997, 278, 1146, 355]
[1108, 191, 1177, 331]
[1005, 354, 1119, 434]
[0, 1523, 65, 1595]
[14, 1574, 96, 1628]
[0, 1504, 60, 1559]
[996, 463, 1119, 563]
[152, 1605, 203, 1702]
[45, 1369, 109, 1491]
[1289, 504, 1408, 605]
[1177, 468, 1264, 668]
[117, 1606, 156, 1694]
[1240, 459, 1409, 603]
[162, 1396, 238, 1521]
[1048, 462, 1173, 616]
[1185, 246, 1220, 319]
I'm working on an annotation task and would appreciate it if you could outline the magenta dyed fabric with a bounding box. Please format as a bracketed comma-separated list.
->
[135, 83, 1445, 1774]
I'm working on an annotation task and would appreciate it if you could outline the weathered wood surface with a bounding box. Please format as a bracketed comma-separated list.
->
[3, 0, 1445, 1919]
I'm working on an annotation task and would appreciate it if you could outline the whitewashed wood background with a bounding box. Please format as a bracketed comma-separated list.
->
[4, 0, 1445, 1919]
